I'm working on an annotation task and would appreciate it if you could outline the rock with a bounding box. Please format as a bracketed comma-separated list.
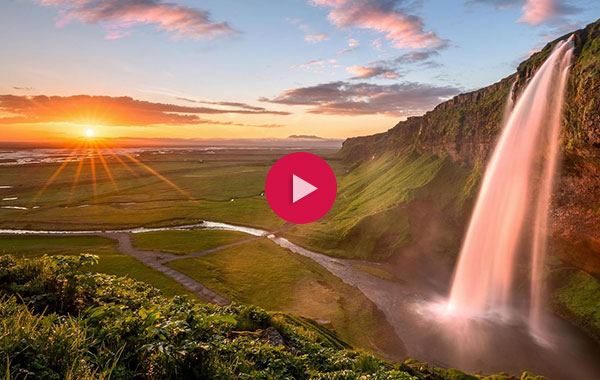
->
[263, 327, 285, 347]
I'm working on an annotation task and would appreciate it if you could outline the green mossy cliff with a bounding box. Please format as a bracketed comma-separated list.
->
[331, 18, 600, 342]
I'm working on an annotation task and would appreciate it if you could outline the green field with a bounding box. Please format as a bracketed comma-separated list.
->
[131, 230, 251, 255]
[0, 149, 333, 231]
[0, 235, 195, 298]
[166, 238, 406, 358]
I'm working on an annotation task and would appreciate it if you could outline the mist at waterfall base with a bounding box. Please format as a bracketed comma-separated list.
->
[393, 37, 600, 379]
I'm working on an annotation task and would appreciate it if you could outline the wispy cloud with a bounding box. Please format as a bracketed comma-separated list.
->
[346, 50, 440, 79]
[260, 81, 460, 117]
[38, 0, 239, 40]
[310, 0, 447, 50]
[290, 58, 338, 72]
[0, 94, 289, 127]
[337, 38, 360, 55]
[175, 97, 278, 112]
[305, 33, 329, 43]
[287, 18, 329, 44]
[469, 0, 581, 25]
[347, 66, 400, 79]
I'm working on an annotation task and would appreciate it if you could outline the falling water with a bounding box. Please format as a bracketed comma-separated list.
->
[447, 38, 574, 337]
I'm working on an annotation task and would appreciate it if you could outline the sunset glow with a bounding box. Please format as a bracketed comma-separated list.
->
[1, 1, 597, 144]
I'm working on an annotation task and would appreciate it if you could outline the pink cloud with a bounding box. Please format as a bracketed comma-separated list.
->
[346, 65, 399, 79]
[518, 0, 574, 25]
[305, 33, 329, 43]
[39, 0, 238, 40]
[310, 0, 446, 49]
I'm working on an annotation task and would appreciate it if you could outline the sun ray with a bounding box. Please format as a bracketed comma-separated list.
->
[124, 154, 196, 201]
[90, 147, 98, 202]
[31, 142, 83, 203]
[93, 142, 119, 192]
[97, 141, 139, 178]
[68, 143, 87, 203]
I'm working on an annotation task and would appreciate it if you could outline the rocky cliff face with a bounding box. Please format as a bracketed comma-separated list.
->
[340, 18, 600, 277]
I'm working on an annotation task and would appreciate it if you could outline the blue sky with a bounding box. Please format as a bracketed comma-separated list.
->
[0, 0, 598, 141]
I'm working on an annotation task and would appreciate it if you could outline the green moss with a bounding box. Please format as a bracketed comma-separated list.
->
[552, 269, 600, 341]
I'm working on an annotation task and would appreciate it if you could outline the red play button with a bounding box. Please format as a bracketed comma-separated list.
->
[265, 152, 337, 224]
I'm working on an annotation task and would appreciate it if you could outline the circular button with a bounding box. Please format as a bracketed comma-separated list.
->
[265, 152, 337, 224]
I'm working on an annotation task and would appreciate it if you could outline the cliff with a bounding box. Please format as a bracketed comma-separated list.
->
[337, 18, 600, 276]
[340, 18, 600, 164]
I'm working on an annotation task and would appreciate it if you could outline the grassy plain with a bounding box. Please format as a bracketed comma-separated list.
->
[0, 235, 195, 298]
[166, 238, 406, 358]
[0, 149, 336, 231]
[131, 230, 250, 255]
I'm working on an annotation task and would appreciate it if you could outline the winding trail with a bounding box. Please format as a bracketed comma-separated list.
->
[102, 232, 231, 305]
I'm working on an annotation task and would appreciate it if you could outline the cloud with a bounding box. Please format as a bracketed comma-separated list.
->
[518, 0, 580, 25]
[12, 86, 34, 91]
[466, 0, 521, 10]
[347, 65, 399, 79]
[175, 97, 277, 112]
[305, 33, 329, 43]
[310, 0, 447, 49]
[346, 50, 440, 79]
[0, 95, 288, 127]
[287, 18, 329, 44]
[260, 81, 460, 117]
[337, 38, 360, 55]
[38, 0, 238, 40]
[468, 0, 580, 25]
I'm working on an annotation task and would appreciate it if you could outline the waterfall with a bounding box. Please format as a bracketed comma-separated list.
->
[446, 37, 574, 337]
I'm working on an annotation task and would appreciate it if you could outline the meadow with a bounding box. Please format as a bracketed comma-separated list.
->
[0, 148, 330, 230]
[0, 147, 406, 357]
[0, 234, 195, 298]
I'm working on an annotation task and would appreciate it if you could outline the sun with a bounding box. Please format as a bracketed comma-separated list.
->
[85, 129, 95, 138]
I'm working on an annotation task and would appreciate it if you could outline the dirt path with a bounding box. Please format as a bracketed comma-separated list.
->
[102, 232, 231, 306]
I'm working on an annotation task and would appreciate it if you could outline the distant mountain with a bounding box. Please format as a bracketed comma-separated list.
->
[287, 134, 328, 140]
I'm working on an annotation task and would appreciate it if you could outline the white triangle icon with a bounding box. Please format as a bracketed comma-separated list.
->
[292, 174, 318, 203]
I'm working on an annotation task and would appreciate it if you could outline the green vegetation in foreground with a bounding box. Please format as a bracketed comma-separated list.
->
[283, 151, 473, 260]
[131, 230, 250, 255]
[166, 238, 406, 358]
[0, 254, 539, 380]
[552, 268, 600, 342]
[0, 235, 194, 298]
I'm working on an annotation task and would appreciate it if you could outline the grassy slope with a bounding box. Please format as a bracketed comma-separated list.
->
[283, 151, 474, 260]
[0, 254, 530, 380]
[131, 230, 250, 255]
[166, 238, 406, 359]
[0, 235, 195, 298]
